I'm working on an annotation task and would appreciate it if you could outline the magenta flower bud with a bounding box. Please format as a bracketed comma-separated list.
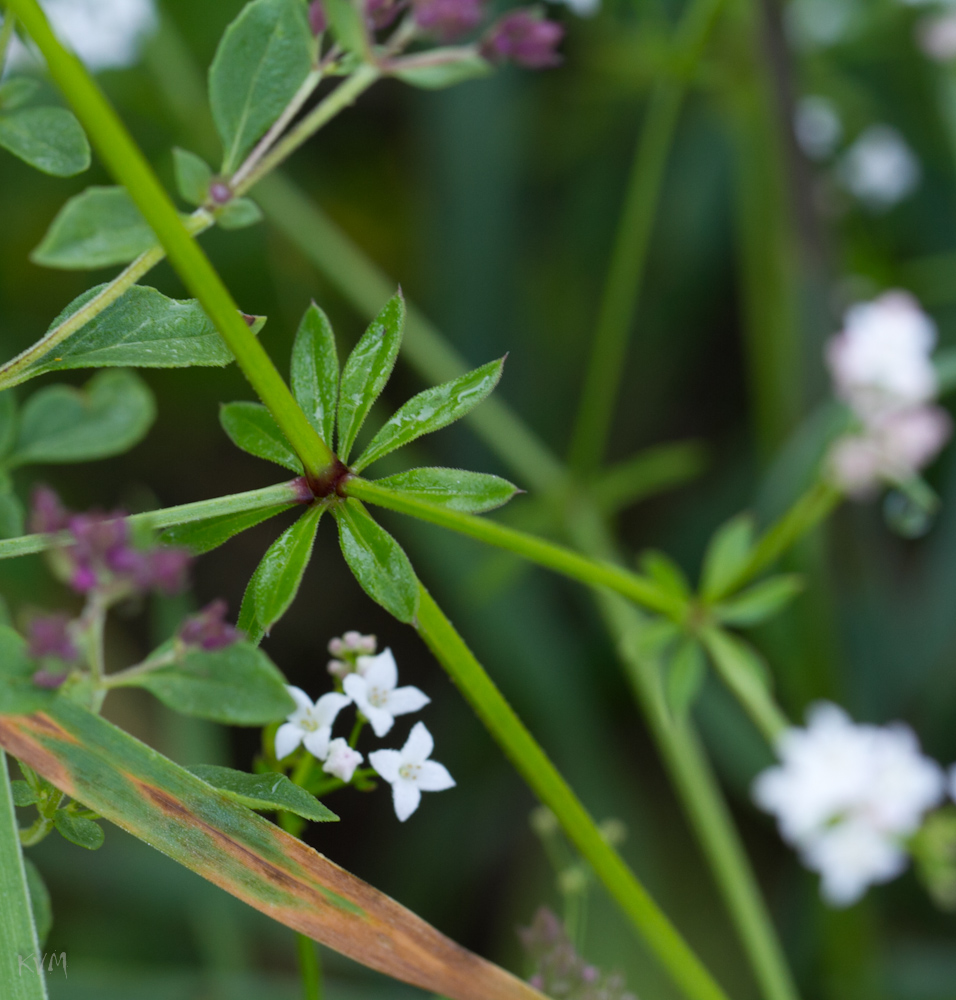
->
[32, 669, 68, 689]
[147, 548, 192, 595]
[180, 599, 240, 650]
[309, 0, 328, 33]
[27, 614, 77, 662]
[412, 0, 484, 40]
[209, 180, 232, 205]
[29, 486, 69, 534]
[70, 564, 98, 593]
[481, 9, 564, 68]
[366, 0, 405, 30]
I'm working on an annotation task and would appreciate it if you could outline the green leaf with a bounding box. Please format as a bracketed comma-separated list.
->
[24, 285, 263, 379]
[700, 513, 755, 601]
[0, 626, 56, 715]
[0, 391, 17, 459]
[238, 561, 267, 645]
[333, 499, 419, 623]
[220, 401, 301, 472]
[254, 504, 323, 630]
[291, 302, 339, 448]
[122, 641, 295, 724]
[703, 628, 772, 700]
[10, 781, 37, 807]
[162, 504, 294, 555]
[665, 638, 706, 720]
[392, 52, 493, 90]
[322, 0, 368, 57]
[173, 147, 213, 206]
[0, 106, 90, 177]
[638, 550, 691, 601]
[353, 357, 504, 472]
[712, 575, 804, 627]
[0, 489, 25, 539]
[23, 858, 52, 947]
[31, 186, 155, 270]
[209, 0, 315, 173]
[216, 196, 263, 229]
[10, 370, 155, 466]
[187, 764, 338, 822]
[371, 468, 519, 513]
[53, 810, 104, 850]
[0, 77, 40, 111]
[630, 617, 680, 658]
[337, 292, 405, 463]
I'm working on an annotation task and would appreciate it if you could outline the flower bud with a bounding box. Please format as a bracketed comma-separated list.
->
[180, 599, 240, 651]
[481, 9, 563, 68]
[412, 0, 484, 41]
[309, 0, 328, 33]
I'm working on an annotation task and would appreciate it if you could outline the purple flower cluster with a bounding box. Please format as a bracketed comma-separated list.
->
[27, 613, 77, 662]
[412, 0, 483, 41]
[482, 9, 564, 68]
[179, 599, 241, 651]
[30, 487, 191, 597]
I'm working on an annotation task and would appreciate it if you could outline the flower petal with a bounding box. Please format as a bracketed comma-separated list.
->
[343, 673, 369, 710]
[417, 760, 455, 792]
[360, 648, 398, 692]
[386, 685, 430, 719]
[364, 704, 395, 738]
[275, 722, 304, 760]
[402, 721, 434, 764]
[392, 779, 422, 822]
[369, 748, 402, 784]
[303, 726, 333, 760]
[314, 691, 352, 727]
[286, 685, 314, 718]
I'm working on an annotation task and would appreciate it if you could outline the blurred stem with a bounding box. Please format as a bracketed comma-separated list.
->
[296, 933, 322, 1000]
[0, 750, 48, 1000]
[415, 586, 732, 1000]
[567, 0, 727, 472]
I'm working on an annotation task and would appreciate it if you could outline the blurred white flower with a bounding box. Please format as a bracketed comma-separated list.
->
[343, 648, 430, 737]
[545, 0, 600, 17]
[838, 125, 921, 210]
[5, 0, 157, 73]
[322, 738, 363, 783]
[795, 96, 843, 161]
[917, 11, 956, 60]
[369, 722, 455, 821]
[275, 686, 352, 761]
[786, 0, 860, 50]
[754, 703, 945, 906]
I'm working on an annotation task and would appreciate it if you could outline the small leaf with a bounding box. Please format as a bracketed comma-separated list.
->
[353, 357, 504, 472]
[24, 285, 262, 378]
[665, 637, 706, 720]
[220, 401, 301, 472]
[630, 617, 680, 658]
[703, 628, 772, 699]
[392, 51, 493, 90]
[31, 186, 155, 270]
[337, 292, 405, 463]
[712, 575, 804, 627]
[0, 77, 40, 111]
[700, 513, 755, 601]
[162, 504, 294, 555]
[291, 302, 339, 448]
[10, 780, 38, 806]
[254, 504, 323, 630]
[323, 0, 368, 57]
[210, 0, 315, 173]
[187, 765, 338, 822]
[53, 810, 104, 850]
[372, 468, 519, 513]
[121, 641, 296, 724]
[173, 147, 213, 205]
[0, 107, 90, 177]
[0, 488, 25, 539]
[217, 196, 263, 229]
[238, 561, 267, 645]
[334, 499, 419, 623]
[10, 370, 155, 466]
[0, 390, 17, 459]
[23, 858, 53, 947]
[638, 550, 691, 601]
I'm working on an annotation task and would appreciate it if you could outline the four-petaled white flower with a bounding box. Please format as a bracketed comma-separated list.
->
[323, 738, 363, 783]
[275, 686, 352, 762]
[344, 648, 430, 737]
[369, 722, 455, 821]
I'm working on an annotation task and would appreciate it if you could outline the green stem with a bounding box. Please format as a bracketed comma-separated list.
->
[345, 477, 682, 617]
[415, 586, 731, 1000]
[296, 933, 322, 1000]
[0, 751, 48, 1000]
[100, 649, 178, 688]
[567, 0, 727, 471]
[6, 0, 334, 476]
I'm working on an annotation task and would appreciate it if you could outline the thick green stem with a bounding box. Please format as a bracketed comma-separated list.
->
[567, 0, 727, 471]
[415, 586, 731, 1000]
[0, 751, 48, 1000]
[6, 0, 334, 476]
[296, 933, 322, 1000]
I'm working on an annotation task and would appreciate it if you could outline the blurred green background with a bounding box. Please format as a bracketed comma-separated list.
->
[6, 0, 956, 997]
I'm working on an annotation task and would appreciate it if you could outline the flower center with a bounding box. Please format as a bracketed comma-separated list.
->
[301, 715, 319, 732]
[368, 685, 388, 708]
[399, 762, 421, 782]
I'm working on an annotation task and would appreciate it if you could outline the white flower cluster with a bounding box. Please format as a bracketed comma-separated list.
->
[754, 703, 947, 906]
[825, 291, 951, 497]
[276, 633, 454, 821]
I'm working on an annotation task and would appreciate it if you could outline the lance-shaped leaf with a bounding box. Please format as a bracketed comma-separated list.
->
[163, 504, 294, 555]
[337, 292, 405, 463]
[112, 641, 295, 725]
[323, 0, 368, 57]
[291, 302, 339, 449]
[0, 702, 546, 1000]
[187, 765, 338, 822]
[392, 51, 492, 90]
[253, 504, 323, 630]
[638, 550, 691, 603]
[353, 357, 504, 472]
[210, 0, 315, 174]
[371, 468, 519, 513]
[24, 285, 265, 378]
[238, 561, 267, 645]
[173, 147, 213, 206]
[8, 370, 155, 466]
[221, 401, 302, 472]
[700, 513, 755, 601]
[712, 574, 804, 627]
[0, 391, 17, 461]
[22, 858, 52, 948]
[0, 106, 90, 176]
[31, 186, 155, 270]
[334, 499, 418, 623]
[665, 637, 706, 720]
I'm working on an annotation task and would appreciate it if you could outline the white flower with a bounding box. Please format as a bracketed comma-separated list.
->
[918, 11, 956, 61]
[794, 96, 842, 161]
[5, 0, 157, 73]
[323, 738, 363, 783]
[343, 648, 430, 737]
[369, 722, 455, 821]
[753, 703, 945, 906]
[275, 686, 352, 761]
[785, 0, 859, 51]
[838, 125, 921, 210]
